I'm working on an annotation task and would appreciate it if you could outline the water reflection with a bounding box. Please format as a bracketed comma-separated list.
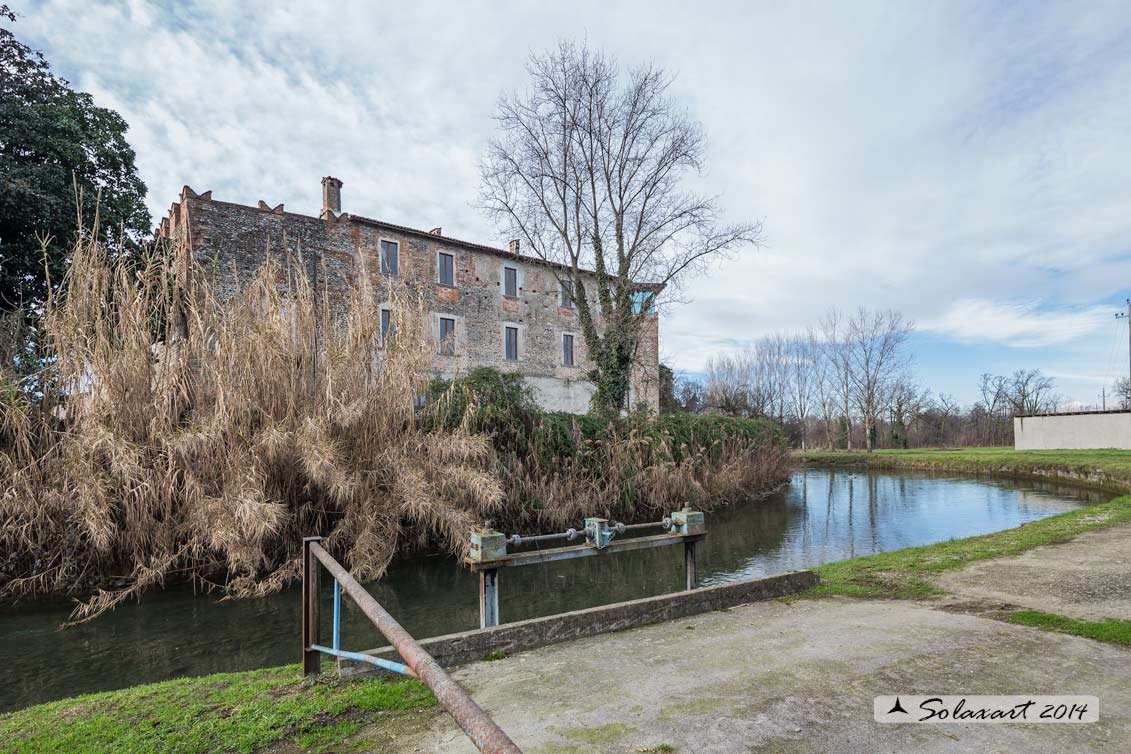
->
[0, 468, 1106, 712]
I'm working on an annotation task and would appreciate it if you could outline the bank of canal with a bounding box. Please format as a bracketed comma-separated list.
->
[0, 466, 1108, 713]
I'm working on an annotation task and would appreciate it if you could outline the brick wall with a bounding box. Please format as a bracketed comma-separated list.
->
[159, 185, 660, 413]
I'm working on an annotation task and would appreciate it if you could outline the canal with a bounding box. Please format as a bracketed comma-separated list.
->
[0, 467, 1109, 712]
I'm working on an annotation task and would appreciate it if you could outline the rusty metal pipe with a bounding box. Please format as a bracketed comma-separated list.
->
[617, 517, 677, 534]
[508, 527, 583, 546]
[310, 543, 523, 754]
[509, 519, 671, 546]
[508, 531, 570, 546]
[619, 520, 666, 532]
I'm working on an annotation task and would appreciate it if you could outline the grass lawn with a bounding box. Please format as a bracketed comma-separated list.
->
[1008, 610, 1131, 646]
[0, 665, 434, 754]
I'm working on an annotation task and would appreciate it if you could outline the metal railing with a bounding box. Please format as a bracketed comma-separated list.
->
[465, 508, 706, 628]
[301, 537, 523, 754]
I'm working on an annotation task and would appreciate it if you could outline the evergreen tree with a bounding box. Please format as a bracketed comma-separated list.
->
[0, 5, 149, 314]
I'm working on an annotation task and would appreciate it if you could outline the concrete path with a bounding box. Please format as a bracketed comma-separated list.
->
[936, 522, 1131, 621]
[370, 597, 1130, 754]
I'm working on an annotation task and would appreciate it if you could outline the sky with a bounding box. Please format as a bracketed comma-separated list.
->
[12, 0, 1131, 406]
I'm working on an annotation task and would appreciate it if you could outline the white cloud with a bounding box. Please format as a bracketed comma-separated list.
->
[923, 299, 1111, 347]
[13, 0, 1131, 403]
[1045, 372, 1115, 385]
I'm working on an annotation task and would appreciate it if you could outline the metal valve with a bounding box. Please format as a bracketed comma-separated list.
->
[467, 525, 508, 562]
[670, 507, 705, 536]
[583, 517, 617, 549]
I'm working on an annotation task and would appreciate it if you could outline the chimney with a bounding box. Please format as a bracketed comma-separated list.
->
[508, 239, 520, 255]
[321, 176, 343, 217]
[430, 227, 442, 235]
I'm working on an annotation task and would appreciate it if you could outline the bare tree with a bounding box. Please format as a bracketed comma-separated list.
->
[810, 325, 840, 448]
[887, 377, 929, 448]
[978, 372, 1010, 444]
[845, 308, 913, 452]
[937, 393, 961, 419]
[784, 334, 817, 448]
[737, 337, 777, 419]
[820, 309, 855, 450]
[1114, 377, 1131, 409]
[694, 306, 1070, 449]
[934, 393, 962, 445]
[480, 41, 762, 413]
[704, 353, 745, 415]
[764, 335, 790, 422]
[675, 375, 704, 413]
[1005, 369, 1059, 415]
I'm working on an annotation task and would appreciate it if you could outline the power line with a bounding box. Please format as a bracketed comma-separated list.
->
[1104, 313, 1121, 383]
[1116, 298, 1131, 392]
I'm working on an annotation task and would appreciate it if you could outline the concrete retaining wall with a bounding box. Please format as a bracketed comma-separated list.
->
[1014, 411, 1131, 450]
[341, 569, 818, 677]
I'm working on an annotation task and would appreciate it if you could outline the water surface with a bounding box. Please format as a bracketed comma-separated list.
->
[0, 468, 1107, 712]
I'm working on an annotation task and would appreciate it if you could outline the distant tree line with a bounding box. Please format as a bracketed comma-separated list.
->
[659, 307, 1064, 450]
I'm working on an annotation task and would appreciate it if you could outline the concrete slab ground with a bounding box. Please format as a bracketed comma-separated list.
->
[371, 597, 1131, 754]
[935, 522, 1131, 621]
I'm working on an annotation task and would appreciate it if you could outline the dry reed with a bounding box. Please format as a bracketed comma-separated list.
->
[0, 229, 502, 622]
[0, 228, 789, 622]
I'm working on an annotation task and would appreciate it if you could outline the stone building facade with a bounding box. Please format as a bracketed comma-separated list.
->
[157, 178, 661, 413]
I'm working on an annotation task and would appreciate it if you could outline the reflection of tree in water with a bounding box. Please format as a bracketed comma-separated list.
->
[998, 478, 1107, 504]
[364, 469, 1107, 633]
[692, 489, 800, 576]
[368, 489, 807, 633]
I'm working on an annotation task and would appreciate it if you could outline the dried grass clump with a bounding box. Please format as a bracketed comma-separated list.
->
[0, 230, 501, 622]
[505, 420, 791, 531]
[430, 373, 791, 533]
[1, 227, 791, 623]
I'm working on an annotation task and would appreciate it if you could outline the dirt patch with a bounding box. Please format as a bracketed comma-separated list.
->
[268, 682, 305, 700]
[935, 523, 1131, 621]
[55, 703, 92, 721]
[270, 708, 435, 754]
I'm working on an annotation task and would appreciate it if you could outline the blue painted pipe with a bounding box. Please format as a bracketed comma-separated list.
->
[333, 580, 341, 651]
[309, 643, 415, 676]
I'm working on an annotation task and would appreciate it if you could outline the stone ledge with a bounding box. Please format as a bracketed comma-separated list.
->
[340, 569, 818, 678]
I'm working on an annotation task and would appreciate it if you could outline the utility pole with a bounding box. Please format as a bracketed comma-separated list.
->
[1101, 387, 1106, 411]
[1116, 298, 1131, 391]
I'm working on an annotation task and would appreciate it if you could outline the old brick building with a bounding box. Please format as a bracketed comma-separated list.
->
[158, 178, 661, 413]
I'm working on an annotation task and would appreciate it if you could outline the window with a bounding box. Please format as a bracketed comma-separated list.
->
[560, 279, 575, 309]
[438, 252, 454, 286]
[439, 317, 456, 355]
[380, 240, 399, 275]
[504, 326, 519, 361]
[503, 266, 518, 297]
[631, 290, 654, 314]
[562, 334, 574, 366]
[380, 308, 393, 345]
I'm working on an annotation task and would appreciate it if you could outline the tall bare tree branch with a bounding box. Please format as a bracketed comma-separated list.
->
[479, 41, 762, 412]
